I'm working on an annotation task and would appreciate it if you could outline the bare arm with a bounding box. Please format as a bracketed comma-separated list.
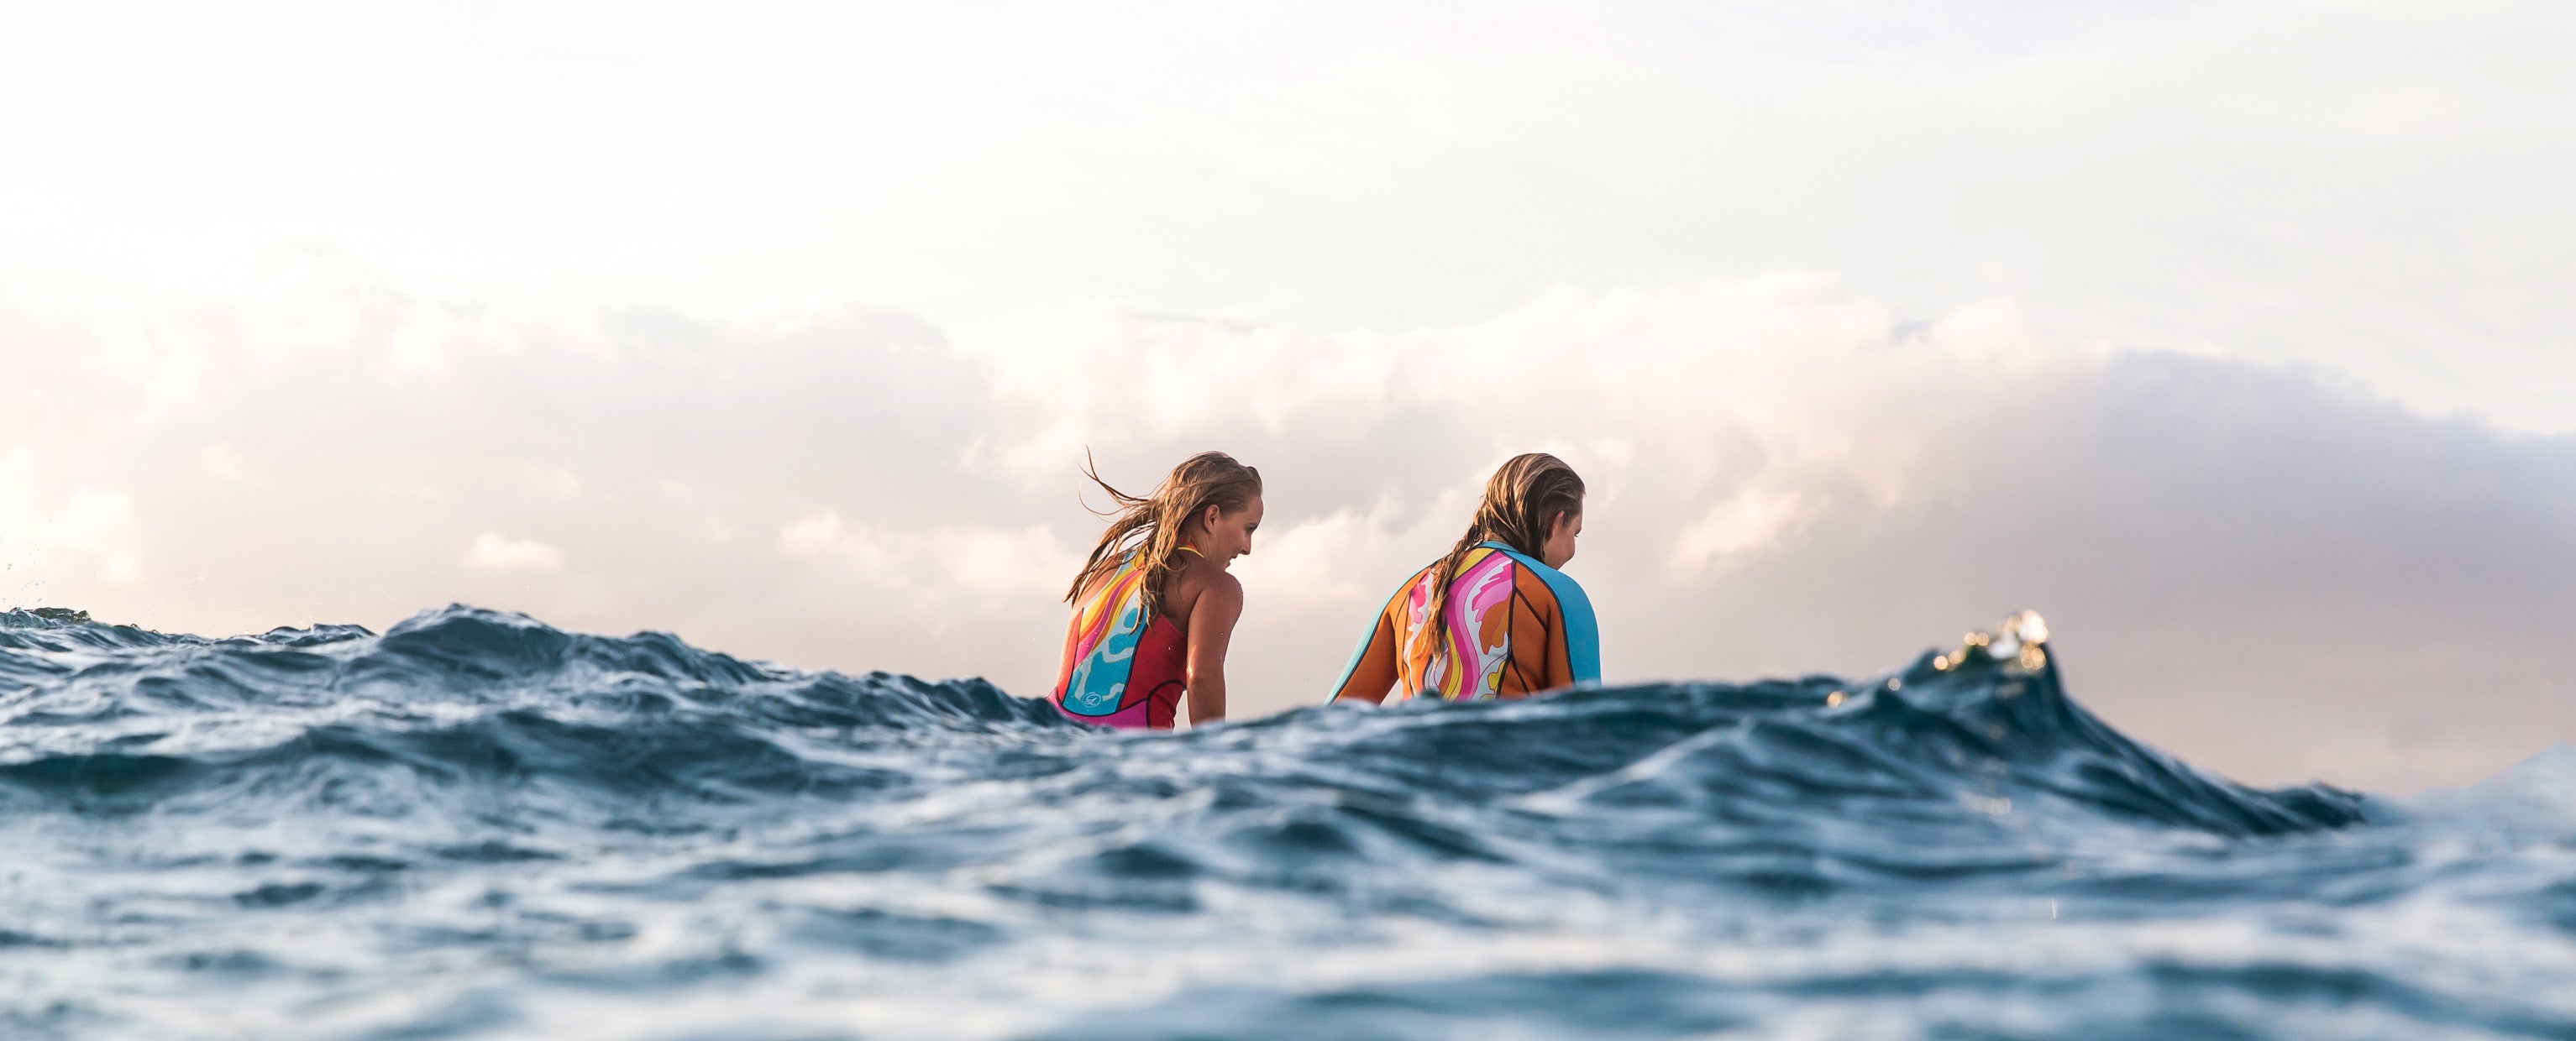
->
[1326, 612, 1398, 704]
[1183, 573, 1244, 725]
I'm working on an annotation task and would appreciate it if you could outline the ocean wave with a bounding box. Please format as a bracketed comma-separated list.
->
[1, 604, 2567, 1040]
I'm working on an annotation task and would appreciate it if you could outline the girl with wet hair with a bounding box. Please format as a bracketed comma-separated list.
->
[1328, 452, 1598, 705]
[1052, 452, 1263, 729]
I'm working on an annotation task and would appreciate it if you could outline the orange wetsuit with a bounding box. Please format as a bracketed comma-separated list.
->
[1327, 541, 1600, 704]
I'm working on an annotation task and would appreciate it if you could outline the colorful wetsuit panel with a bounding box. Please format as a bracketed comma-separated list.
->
[1052, 555, 1188, 729]
[1325, 541, 1599, 704]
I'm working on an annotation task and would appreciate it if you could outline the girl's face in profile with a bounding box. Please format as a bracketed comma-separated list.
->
[1196, 496, 1263, 567]
[1541, 507, 1582, 569]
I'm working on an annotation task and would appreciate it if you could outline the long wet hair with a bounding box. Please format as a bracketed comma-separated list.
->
[1421, 453, 1585, 638]
[1066, 451, 1263, 620]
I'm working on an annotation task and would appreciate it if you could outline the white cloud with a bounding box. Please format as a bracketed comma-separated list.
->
[461, 532, 565, 573]
[779, 510, 904, 576]
[201, 444, 256, 484]
[782, 510, 1076, 601]
[942, 526, 1083, 599]
[1672, 488, 1817, 573]
[0, 448, 145, 585]
[521, 466, 580, 501]
[779, 510, 862, 562]
[377, 481, 442, 502]
[9, 3, 2569, 426]
[1230, 508, 1398, 610]
[55, 490, 146, 583]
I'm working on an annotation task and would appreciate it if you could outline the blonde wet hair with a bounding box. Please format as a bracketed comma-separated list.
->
[1067, 451, 1263, 620]
[1421, 452, 1585, 642]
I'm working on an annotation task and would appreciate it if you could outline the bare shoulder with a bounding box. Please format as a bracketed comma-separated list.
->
[1192, 571, 1245, 622]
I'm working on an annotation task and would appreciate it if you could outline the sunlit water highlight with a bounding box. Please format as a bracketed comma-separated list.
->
[3, 605, 2573, 1039]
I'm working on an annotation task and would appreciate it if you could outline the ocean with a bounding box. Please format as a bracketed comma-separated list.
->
[3, 604, 2572, 1039]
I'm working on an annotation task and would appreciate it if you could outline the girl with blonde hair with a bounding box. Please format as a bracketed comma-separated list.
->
[1052, 452, 1263, 729]
[1329, 452, 1598, 704]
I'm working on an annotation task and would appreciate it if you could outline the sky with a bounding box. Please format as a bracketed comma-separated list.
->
[2, 1, 2572, 793]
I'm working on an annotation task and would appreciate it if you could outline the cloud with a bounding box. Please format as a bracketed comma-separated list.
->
[1229, 506, 1398, 609]
[0, 448, 144, 584]
[781, 509, 1079, 602]
[1671, 487, 1818, 573]
[3, 257, 2573, 793]
[200, 444, 258, 484]
[779, 510, 870, 562]
[461, 533, 565, 573]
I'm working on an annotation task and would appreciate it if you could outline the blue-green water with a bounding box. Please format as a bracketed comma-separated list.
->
[3, 605, 2571, 1039]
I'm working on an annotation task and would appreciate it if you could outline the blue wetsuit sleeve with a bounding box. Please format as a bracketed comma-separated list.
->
[1547, 572, 1601, 685]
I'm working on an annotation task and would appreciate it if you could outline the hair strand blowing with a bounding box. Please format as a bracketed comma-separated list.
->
[1420, 452, 1585, 678]
[1067, 450, 1263, 620]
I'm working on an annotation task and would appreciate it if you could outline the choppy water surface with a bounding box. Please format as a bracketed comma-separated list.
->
[3, 605, 2573, 1040]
